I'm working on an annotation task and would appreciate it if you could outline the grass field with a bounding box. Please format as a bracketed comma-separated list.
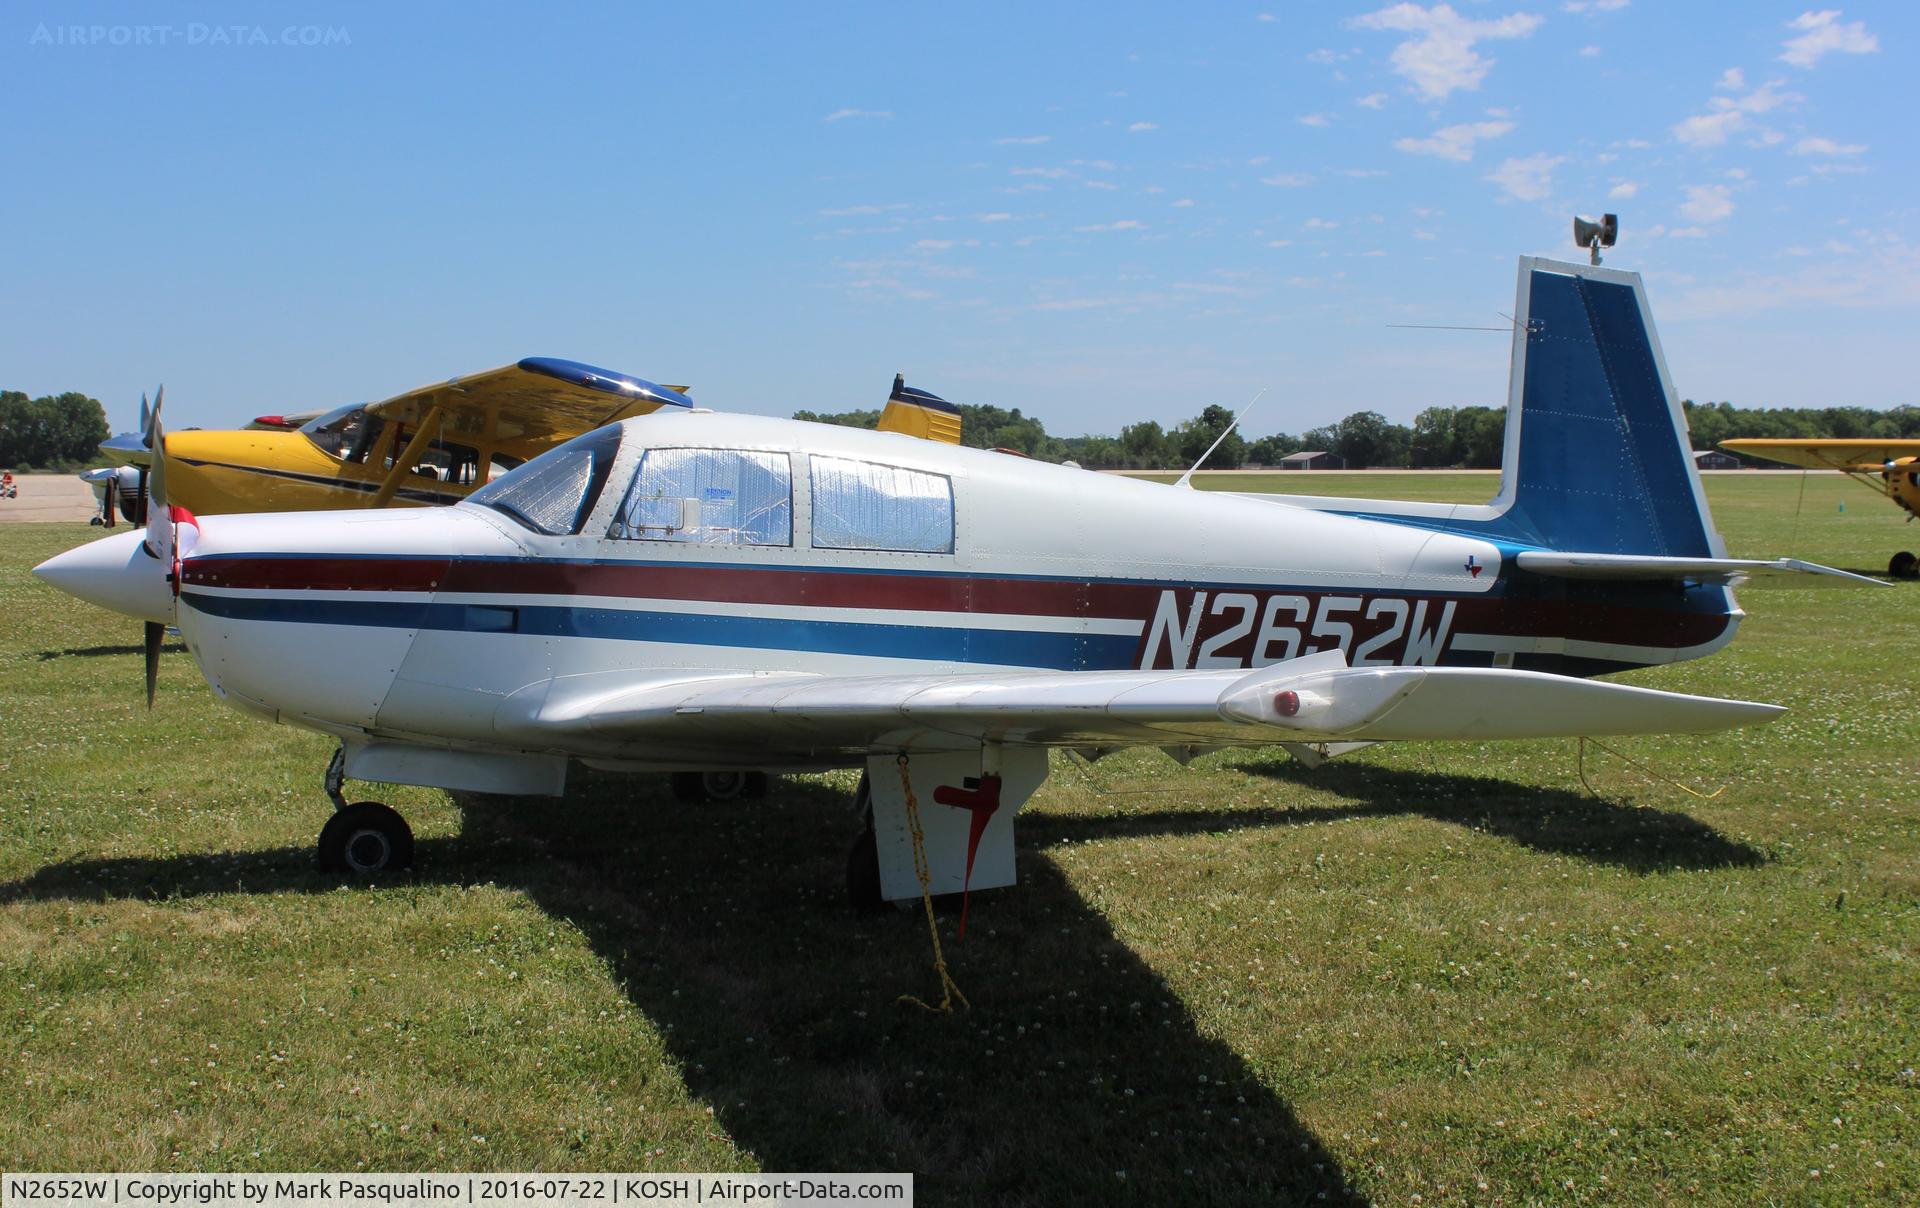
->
[2, 474, 1915, 1205]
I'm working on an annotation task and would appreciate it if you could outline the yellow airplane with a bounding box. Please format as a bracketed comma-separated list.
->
[101, 358, 695, 517]
[1719, 438, 1920, 579]
[103, 361, 963, 519]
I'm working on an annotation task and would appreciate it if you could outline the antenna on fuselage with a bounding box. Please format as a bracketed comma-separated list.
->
[1173, 388, 1266, 490]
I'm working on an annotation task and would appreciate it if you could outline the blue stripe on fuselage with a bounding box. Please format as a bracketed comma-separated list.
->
[180, 591, 1137, 670]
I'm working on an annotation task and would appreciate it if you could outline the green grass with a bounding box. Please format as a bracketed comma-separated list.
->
[2, 475, 1916, 1205]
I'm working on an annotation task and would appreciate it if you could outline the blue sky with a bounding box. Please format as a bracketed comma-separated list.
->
[2, 2, 1912, 438]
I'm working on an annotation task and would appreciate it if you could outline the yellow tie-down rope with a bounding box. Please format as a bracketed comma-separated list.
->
[894, 754, 970, 1014]
[1577, 736, 1727, 801]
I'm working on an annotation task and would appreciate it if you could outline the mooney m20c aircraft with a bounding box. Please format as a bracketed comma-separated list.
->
[35, 256, 1875, 910]
[1717, 438, 1920, 579]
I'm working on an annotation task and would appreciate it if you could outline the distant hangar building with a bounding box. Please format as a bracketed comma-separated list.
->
[1280, 450, 1346, 470]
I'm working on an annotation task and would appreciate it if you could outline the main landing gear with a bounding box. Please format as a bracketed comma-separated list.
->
[846, 771, 885, 914]
[316, 748, 415, 874]
[1891, 550, 1918, 581]
[669, 770, 769, 804]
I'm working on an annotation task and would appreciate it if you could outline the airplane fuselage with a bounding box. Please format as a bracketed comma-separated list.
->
[162, 411, 1740, 769]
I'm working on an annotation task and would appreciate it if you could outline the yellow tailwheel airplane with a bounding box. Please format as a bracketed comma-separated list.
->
[97, 361, 964, 519]
[1718, 438, 1920, 578]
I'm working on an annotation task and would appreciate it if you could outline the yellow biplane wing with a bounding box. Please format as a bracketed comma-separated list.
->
[1720, 438, 1920, 472]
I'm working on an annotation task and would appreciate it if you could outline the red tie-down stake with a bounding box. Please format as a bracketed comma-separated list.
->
[932, 773, 1003, 940]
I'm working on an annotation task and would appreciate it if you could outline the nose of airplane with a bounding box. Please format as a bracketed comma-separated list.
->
[32, 529, 175, 624]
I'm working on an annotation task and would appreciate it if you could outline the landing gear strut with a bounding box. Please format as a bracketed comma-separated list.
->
[669, 770, 769, 803]
[845, 772, 885, 913]
[316, 747, 414, 874]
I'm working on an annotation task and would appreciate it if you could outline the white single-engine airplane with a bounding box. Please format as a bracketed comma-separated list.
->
[33, 255, 1877, 910]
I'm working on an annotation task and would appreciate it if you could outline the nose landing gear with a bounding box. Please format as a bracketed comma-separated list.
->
[316, 747, 415, 874]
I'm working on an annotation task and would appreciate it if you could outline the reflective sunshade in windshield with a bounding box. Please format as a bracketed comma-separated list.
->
[466, 424, 623, 535]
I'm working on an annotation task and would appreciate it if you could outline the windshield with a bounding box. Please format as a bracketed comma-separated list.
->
[298, 404, 388, 463]
[466, 424, 623, 535]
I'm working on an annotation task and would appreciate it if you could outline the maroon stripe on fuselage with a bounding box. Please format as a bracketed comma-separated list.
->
[178, 555, 1729, 653]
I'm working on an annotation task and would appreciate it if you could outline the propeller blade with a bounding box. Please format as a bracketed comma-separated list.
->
[143, 389, 173, 570]
[144, 620, 163, 708]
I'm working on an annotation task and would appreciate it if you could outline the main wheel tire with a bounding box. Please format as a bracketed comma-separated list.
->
[1891, 550, 1918, 580]
[846, 824, 886, 913]
[318, 802, 415, 874]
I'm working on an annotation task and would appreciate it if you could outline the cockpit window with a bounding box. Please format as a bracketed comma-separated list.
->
[299, 404, 388, 464]
[609, 449, 793, 545]
[466, 424, 622, 535]
[810, 456, 954, 553]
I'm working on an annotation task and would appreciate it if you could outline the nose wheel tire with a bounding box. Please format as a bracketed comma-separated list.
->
[318, 802, 415, 874]
[1891, 551, 1917, 580]
[670, 771, 769, 803]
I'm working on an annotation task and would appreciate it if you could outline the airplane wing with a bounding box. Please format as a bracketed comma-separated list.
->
[364, 357, 694, 457]
[493, 649, 1783, 757]
[1720, 438, 1920, 472]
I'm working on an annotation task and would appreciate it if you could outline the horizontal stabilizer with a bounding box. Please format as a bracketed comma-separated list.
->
[1516, 550, 1884, 588]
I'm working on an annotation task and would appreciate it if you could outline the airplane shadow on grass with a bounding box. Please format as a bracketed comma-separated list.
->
[0, 761, 1763, 1205]
[1, 772, 1367, 1207]
[1038, 757, 1769, 874]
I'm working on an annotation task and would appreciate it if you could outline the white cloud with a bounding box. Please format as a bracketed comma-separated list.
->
[1563, 0, 1629, 11]
[1075, 220, 1146, 232]
[1672, 79, 1800, 147]
[1011, 166, 1072, 178]
[1261, 172, 1317, 187]
[975, 212, 1014, 222]
[1266, 239, 1294, 248]
[1485, 153, 1563, 202]
[915, 239, 956, 250]
[1792, 135, 1867, 156]
[1609, 180, 1639, 199]
[819, 203, 909, 217]
[1716, 67, 1746, 90]
[1357, 92, 1390, 108]
[1780, 10, 1879, 68]
[1257, 12, 1278, 22]
[1304, 217, 1340, 230]
[1393, 119, 1514, 162]
[1579, 45, 1602, 57]
[1338, 168, 1390, 177]
[1083, 179, 1119, 190]
[823, 108, 892, 123]
[994, 135, 1051, 146]
[1349, 3, 1544, 101]
[1298, 113, 1332, 127]
[1680, 183, 1734, 223]
[1171, 198, 1196, 207]
[1127, 121, 1158, 132]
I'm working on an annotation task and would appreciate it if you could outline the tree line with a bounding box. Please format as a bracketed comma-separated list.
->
[0, 391, 111, 470]
[797, 398, 1918, 471]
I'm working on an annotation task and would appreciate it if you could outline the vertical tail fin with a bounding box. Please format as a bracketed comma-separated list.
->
[1496, 258, 1722, 557]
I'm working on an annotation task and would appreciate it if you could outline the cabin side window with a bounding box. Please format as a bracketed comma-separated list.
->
[466, 424, 622, 535]
[810, 456, 954, 554]
[609, 449, 793, 546]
